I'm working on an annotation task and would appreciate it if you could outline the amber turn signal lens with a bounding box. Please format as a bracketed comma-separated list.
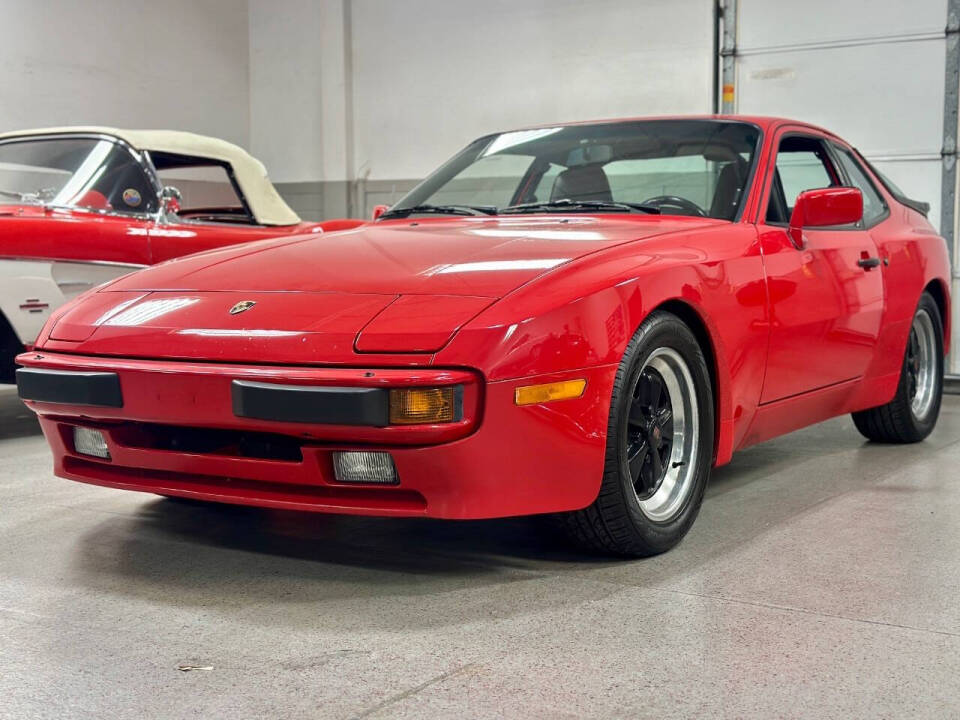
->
[389, 387, 457, 424]
[514, 379, 587, 406]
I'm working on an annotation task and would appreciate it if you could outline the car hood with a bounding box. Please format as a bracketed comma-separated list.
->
[106, 215, 718, 297]
[43, 215, 718, 363]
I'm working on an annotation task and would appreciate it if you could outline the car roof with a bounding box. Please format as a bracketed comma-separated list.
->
[0, 126, 301, 226]
[496, 114, 843, 140]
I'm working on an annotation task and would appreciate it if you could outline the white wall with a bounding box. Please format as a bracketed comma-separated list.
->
[249, 0, 716, 184]
[0, 0, 251, 146]
[249, 0, 327, 182]
[350, 0, 715, 181]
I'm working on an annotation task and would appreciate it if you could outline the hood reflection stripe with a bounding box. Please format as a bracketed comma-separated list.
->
[177, 329, 305, 337]
[428, 258, 568, 275]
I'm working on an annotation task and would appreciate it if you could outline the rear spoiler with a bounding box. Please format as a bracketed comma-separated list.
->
[856, 150, 931, 217]
[897, 196, 931, 217]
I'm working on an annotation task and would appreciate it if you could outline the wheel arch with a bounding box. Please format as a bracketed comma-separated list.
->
[0, 309, 25, 384]
[646, 298, 730, 465]
[923, 277, 951, 351]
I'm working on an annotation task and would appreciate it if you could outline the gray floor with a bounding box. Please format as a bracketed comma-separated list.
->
[1, 385, 959, 719]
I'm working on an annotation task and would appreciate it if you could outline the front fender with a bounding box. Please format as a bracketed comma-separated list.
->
[436, 223, 767, 464]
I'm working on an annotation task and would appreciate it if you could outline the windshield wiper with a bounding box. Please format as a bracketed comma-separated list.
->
[501, 199, 660, 215]
[379, 203, 498, 220]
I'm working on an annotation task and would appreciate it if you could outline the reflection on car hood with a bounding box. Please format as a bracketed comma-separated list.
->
[105, 215, 720, 299]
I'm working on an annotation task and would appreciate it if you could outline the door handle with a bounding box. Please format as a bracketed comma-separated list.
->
[857, 256, 881, 269]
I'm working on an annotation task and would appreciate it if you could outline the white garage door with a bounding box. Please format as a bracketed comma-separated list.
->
[349, 0, 717, 213]
[734, 0, 958, 371]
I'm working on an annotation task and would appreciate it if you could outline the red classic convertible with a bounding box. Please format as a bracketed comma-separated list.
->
[0, 127, 360, 381]
[16, 117, 951, 556]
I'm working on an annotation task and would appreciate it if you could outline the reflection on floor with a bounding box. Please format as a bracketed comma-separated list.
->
[1, 384, 958, 717]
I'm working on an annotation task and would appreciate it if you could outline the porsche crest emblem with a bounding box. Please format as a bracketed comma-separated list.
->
[229, 300, 257, 315]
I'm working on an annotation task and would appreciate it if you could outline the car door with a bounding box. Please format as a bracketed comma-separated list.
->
[756, 130, 885, 403]
[46, 143, 155, 300]
[49, 210, 151, 296]
[0, 134, 154, 346]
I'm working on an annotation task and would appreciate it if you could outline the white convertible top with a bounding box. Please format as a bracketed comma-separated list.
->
[0, 126, 301, 226]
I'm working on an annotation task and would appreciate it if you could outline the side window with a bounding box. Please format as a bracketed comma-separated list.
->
[766, 136, 839, 224]
[155, 163, 245, 213]
[831, 145, 887, 226]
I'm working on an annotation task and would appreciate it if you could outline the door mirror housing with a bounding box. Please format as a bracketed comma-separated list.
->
[161, 185, 182, 216]
[788, 187, 862, 248]
[372, 204, 389, 220]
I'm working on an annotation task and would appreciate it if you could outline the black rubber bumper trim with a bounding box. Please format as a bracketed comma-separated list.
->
[232, 380, 389, 426]
[16, 368, 123, 408]
[945, 374, 960, 395]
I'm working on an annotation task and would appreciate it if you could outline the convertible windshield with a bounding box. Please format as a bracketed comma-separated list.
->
[390, 120, 760, 220]
[0, 137, 157, 213]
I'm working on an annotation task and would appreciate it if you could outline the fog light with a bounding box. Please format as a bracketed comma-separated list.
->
[333, 451, 398, 484]
[389, 387, 458, 425]
[73, 426, 110, 459]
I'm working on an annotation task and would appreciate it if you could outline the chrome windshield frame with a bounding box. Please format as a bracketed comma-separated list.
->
[0, 132, 164, 222]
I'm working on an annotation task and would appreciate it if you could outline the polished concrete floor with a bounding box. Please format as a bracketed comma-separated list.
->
[1, 384, 959, 719]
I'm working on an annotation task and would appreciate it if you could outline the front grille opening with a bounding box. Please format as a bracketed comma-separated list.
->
[112, 423, 304, 462]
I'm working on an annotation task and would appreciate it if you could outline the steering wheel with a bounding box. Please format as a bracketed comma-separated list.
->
[640, 195, 708, 218]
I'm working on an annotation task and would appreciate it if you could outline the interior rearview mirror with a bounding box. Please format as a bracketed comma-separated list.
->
[788, 187, 862, 248]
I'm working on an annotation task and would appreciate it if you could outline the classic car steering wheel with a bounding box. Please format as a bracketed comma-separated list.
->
[640, 195, 708, 217]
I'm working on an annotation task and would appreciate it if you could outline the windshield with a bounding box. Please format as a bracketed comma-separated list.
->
[0, 137, 158, 213]
[391, 120, 760, 220]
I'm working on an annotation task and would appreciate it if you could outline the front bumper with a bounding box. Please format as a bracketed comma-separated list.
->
[16, 352, 615, 519]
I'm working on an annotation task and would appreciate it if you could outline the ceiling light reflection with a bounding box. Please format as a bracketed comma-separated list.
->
[101, 297, 199, 326]
[177, 329, 304, 337]
[428, 258, 568, 274]
[470, 229, 604, 241]
[482, 128, 562, 156]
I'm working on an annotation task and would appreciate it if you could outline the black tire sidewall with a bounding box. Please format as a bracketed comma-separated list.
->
[903, 293, 944, 436]
[609, 312, 714, 553]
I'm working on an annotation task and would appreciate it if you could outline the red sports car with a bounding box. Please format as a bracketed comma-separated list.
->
[16, 117, 951, 556]
[0, 127, 361, 382]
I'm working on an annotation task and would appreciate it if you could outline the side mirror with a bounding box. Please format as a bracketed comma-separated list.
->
[161, 185, 182, 216]
[372, 204, 389, 220]
[788, 187, 862, 248]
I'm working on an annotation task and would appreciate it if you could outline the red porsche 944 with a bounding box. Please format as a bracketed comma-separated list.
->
[16, 117, 951, 556]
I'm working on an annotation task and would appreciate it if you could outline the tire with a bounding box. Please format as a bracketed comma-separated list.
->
[852, 292, 944, 443]
[0, 313, 25, 385]
[157, 494, 207, 505]
[557, 310, 715, 557]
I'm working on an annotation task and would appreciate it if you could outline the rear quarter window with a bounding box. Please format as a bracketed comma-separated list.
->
[832, 144, 888, 226]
